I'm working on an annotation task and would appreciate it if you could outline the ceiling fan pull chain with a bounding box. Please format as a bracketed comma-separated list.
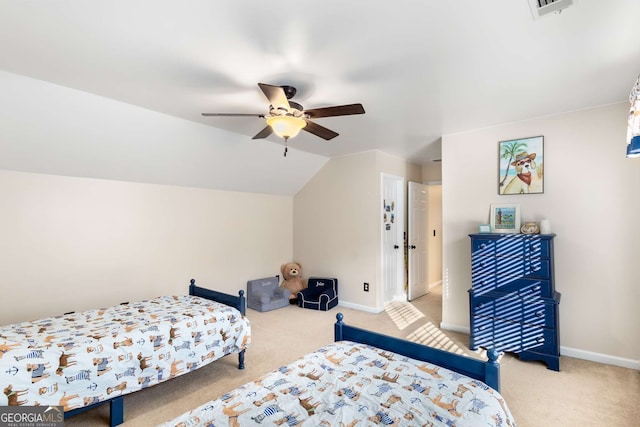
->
[284, 136, 289, 157]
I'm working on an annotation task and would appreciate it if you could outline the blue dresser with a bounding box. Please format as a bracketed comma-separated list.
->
[468, 233, 560, 371]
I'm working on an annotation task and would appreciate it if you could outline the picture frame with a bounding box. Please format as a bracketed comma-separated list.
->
[490, 204, 521, 233]
[478, 224, 491, 233]
[498, 135, 544, 195]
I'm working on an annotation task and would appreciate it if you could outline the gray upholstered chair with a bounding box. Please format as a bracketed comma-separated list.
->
[247, 276, 291, 312]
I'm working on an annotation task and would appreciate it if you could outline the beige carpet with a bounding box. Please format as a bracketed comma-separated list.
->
[66, 286, 640, 426]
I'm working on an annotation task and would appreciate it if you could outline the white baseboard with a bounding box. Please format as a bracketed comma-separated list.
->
[439, 323, 640, 371]
[440, 322, 470, 335]
[560, 346, 640, 370]
[428, 280, 442, 290]
[338, 300, 383, 314]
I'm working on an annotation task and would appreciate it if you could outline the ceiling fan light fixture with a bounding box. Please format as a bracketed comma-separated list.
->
[266, 115, 307, 139]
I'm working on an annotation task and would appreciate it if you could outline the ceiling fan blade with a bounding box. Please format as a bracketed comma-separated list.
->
[258, 83, 290, 111]
[252, 125, 273, 140]
[201, 113, 264, 117]
[303, 120, 339, 140]
[304, 103, 365, 119]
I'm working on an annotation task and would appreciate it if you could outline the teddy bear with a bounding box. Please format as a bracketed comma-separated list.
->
[280, 262, 306, 303]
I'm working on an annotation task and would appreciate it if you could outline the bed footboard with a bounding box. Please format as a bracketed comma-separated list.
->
[189, 278, 246, 316]
[189, 278, 247, 369]
[334, 312, 501, 391]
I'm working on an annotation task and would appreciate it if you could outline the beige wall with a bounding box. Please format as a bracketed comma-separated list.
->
[441, 102, 640, 367]
[293, 150, 421, 312]
[422, 161, 442, 183]
[0, 170, 293, 325]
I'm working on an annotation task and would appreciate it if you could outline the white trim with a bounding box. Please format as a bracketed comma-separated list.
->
[338, 300, 383, 314]
[440, 322, 470, 335]
[560, 346, 640, 371]
[428, 280, 442, 290]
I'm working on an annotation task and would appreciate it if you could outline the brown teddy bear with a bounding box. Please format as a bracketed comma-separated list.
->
[280, 262, 306, 303]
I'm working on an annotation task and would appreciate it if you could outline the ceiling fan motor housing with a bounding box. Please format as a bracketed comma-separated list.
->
[281, 85, 297, 99]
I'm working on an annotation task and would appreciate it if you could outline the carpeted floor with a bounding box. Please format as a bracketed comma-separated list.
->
[66, 286, 640, 426]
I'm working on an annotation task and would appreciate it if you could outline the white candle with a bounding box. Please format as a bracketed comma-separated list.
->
[540, 219, 551, 234]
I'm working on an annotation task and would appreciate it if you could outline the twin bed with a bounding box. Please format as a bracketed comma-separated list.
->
[1, 280, 516, 427]
[0, 279, 250, 426]
[160, 313, 516, 427]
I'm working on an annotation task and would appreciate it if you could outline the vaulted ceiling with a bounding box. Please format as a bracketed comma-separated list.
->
[1, 0, 639, 194]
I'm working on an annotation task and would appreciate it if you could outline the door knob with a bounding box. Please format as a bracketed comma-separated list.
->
[394, 245, 400, 249]
[410, 245, 416, 249]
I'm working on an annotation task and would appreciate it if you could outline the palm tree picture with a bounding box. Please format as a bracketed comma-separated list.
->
[499, 136, 544, 195]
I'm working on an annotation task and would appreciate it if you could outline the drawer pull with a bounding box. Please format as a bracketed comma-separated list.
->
[480, 243, 486, 249]
[535, 310, 544, 317]
[532, 286, 541, 292]
[537, 337, 545, 343]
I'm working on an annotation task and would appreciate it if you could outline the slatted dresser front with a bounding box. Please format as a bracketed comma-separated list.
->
[468, 233, 560, 371]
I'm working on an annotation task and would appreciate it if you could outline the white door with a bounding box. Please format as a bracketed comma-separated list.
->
[382, 174, 405, 304]
[408, 181, 429, 300]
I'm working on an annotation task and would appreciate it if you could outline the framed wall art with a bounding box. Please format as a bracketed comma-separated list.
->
[490, 203, 521, 233]
[478, 224, 491, 233]
[498, 135, 544, 195]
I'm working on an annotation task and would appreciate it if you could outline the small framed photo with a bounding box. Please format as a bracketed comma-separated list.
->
[478, 224, 492, 233]
[490, 204, 521, 233]
[498, 135, 544, 195]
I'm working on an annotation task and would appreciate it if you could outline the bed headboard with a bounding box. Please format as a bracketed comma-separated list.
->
[333, 312, 501, 391]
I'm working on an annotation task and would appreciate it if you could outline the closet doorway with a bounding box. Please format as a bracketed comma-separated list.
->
[407, 181, 442, 301]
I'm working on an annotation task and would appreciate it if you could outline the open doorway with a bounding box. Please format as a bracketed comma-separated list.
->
[426, 182, 442, 291]
[407, 181, 442, 301]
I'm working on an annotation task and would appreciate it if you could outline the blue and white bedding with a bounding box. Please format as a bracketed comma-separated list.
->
[159, 340, 516, 427]
[0, 295, 251, 411]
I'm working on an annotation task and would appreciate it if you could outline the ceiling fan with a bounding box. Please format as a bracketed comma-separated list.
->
[202, 83, 365, 156]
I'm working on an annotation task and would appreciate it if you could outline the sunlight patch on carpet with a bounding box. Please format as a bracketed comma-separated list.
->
[407, 321, 466, 355]
[384, 300, 425, 330]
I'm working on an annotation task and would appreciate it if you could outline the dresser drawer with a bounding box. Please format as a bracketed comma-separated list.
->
[471, 318, 557, 355]
[471, 236, 551, 258]
[505, 237, 551, 258]
[470, 274, 553, 298]
[472, 256, 550, 279]
[471, 293, 556, 328]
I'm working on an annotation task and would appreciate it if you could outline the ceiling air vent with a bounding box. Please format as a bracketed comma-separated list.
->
[528, 0, 574, 19]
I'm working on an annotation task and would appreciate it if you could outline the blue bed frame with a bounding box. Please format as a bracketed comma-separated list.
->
[64, 279, 247, 426]
[334, 312, 501, 392]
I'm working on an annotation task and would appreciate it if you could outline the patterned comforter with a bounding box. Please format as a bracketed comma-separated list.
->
[0, 295, 251, 411]
[159, 341, 516, 427]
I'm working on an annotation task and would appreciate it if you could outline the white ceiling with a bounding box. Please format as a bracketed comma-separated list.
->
[1, 0, 639, 170]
